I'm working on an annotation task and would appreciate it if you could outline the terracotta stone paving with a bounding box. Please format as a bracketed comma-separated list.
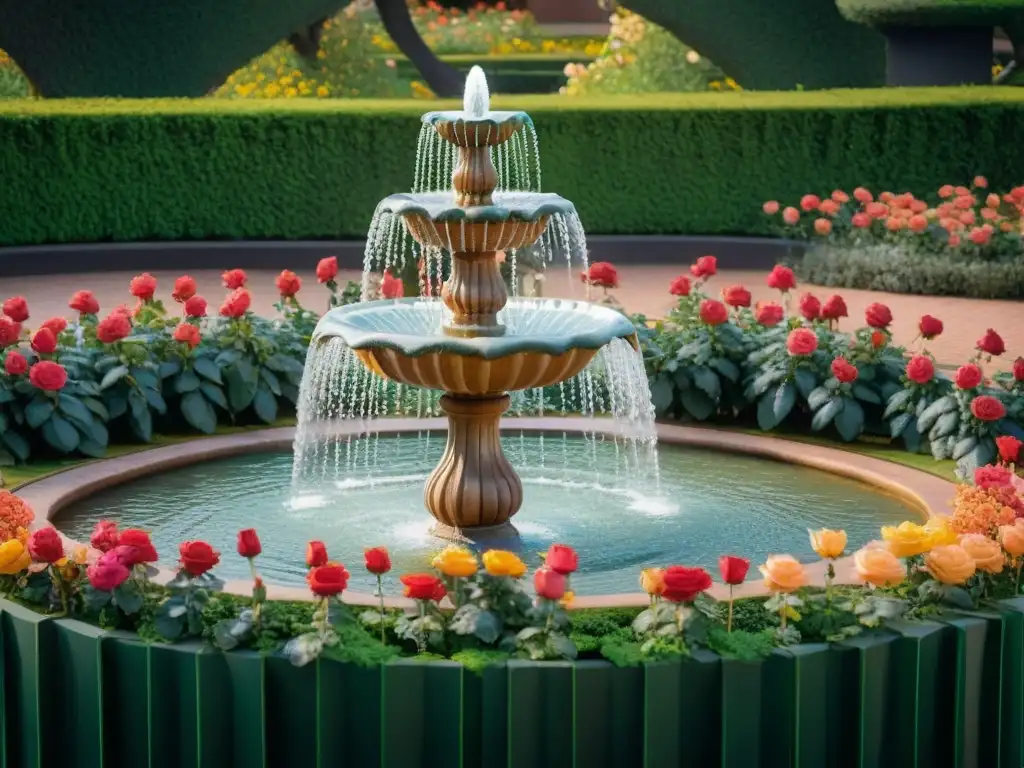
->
[3, 264, 1021, 368]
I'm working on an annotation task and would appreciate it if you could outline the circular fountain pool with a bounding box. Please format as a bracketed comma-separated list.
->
[53, 435, 918, 595]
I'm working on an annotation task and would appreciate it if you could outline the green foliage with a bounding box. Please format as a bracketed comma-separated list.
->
[836, 0, 1024, 27]
[450, 648, 510, 674]
[704, 627, 775, 661]
[6, 89, 1024, 244]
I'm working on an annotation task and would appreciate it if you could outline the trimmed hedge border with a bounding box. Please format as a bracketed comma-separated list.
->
[4, 595, 1024, 768]
[3, 89, 1024, 245]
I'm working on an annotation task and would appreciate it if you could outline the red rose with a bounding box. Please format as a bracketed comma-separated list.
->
[380, 270, 405, 299]
[799, 194, 821, 212]
[865, 302, 892, 329]
[661, 565, 712, 603]
[905, 355, 935, 384]
[955, 363, 983, 390]
[237, 528, 262, 558]
[871, 331, 886, 349]
[722, 284, 751, 308]
[41, 317, 68, 337]
[971, 395, 1005, 422]
[851, 213, 870, 228]
[690, 255, 717, 279]
[401, 573, 444, 601]
[820, 295, 848, 321]
[87, 552, 131, 592]
[668, 275, 691, 296]
[30, 327, 56, 355]
[699, 299, 729, 326]
[431, 581, 447, 603]
[317, 256, 339, 284]
[179, 540, 221, 577]
[220, 288, 252, 318]
[4, 350, 27, 376]
[69, 290, 100, 315]
[798, 293, 821, 321]
[854, 186, 873, 203]
[172, 275, 197, 303]
[29, 361, 67, 391]
[173, 323, 201, 349]
[919, 315, 943, 340]
[306, 540, 328, 567]
[545, 543, 578, 575]
[582, 262, 619, 288]
[28, 527, 64, 563]
[184, 295, 208, 318]
[786, 328, 818, 356]
[997, 436, 1022, 464]
[222, 269, 248, 289]
[533, 567, 566, 600]
[976, 328, 1005, 357]
[276, 270, 302, 298]
[0, 316, 20, 347]
[117, 529, 158, 565]
[718, 555, 750, 586]
[1015, 357, 1024, 382]
[96, 312, 132, 344]
[766, 265, 796, 292]
[3, 296, 29, 323]
[976, 465, 1013, 489]
[364, 546, 391, 575]
[755, 301, 784, 327]
[130, 273, 157, 301]
[89, 520, 119, 553]
[308, 563, 350, 597]
[831, 356, 858, 383]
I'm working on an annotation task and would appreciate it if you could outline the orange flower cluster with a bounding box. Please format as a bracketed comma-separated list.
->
[950, 484, 1017, 536]
[0, 490, 34, 542]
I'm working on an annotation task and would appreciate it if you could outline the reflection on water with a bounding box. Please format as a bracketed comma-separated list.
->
[54, 437, 913, 595]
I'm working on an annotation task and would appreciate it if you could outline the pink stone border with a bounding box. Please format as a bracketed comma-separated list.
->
[15, 419, 954, 609]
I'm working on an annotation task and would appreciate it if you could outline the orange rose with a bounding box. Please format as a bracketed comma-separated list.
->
[958, 534, 1004, 574]
[759, 555, 808, 593]
[924, 545, 976, 585]
[853, 545, 905, 587]
[808, 529, 847, 559]
[640, 567, 665, 596]
[999, 520, 1024, 558]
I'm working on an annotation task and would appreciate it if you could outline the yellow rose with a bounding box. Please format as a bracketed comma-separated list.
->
[809, 528, 847, 559]
[924, 516, 958, 547]
[1000, 520, 1024, 558]
[72, 545, 89, 565]
[853, 545, 905, 587]
[482, 550, 527, 578]
[882, 521, 932, 558]
[925, 545, 977, 585]
[759, 555, 808, 593]
[560, 591, 574, 608]
[0, 539, 30, 575]
[958, 534, 1004, 574]
[431, 546, 478, 578]
[640, 567, 665, 596]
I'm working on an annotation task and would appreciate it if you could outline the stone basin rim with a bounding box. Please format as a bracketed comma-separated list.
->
[17, 420, 953, 610]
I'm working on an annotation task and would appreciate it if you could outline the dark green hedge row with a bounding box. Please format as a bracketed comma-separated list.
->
[2, 88, 1024, 245]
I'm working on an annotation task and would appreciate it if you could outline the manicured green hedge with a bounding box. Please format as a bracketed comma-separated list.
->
[4, 596, 1024, 768]
[3, 88, 1024, 244]
[836, 0, 1024, 27]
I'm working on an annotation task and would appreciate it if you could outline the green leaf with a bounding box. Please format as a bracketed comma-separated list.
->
[25, 397, 55, 428]
[77, 438, 107, 459]
[751, 368, 785, 397]
[42, 414, 80, 453]
[82, 396, 109, 422]
[546, 633, 578, 660]
[793, 368, 817, 399]
[82, 585, 112, 612]
[284, 633, 323, 668]
[175, 370, 201, 394]
[181, 391, 217, 434]
[216, 349, 243, 367]
[953, 436, 978, 461]
[851, 384, 881, 404]
[199, 382, 228, 411]
[159, 360, 182, 379]
[1, 430, 30, 462]
[144, 388, 167, 415]
[811, 397, 843, 432]
[154, 611, 186, 641]
[131, 368, 160, 391]
[113, 581, 144, 614]
[883, 388, 914, 419]
[679, 389, 715, 421]
[889, 412, 912, 438]
[806, 387, 831, 411]
[225, 360, 259, 413]
[902, 422, 922, 453]
[691, 366, 721, 401]
[773, 381, 797, 423]
[834, 398, 865, 442]
[104, 393, 128, 420]
[193, 356, 223, 384]
[648, 376, 674, 414]
[757, 386, 779, 431]
[918, 396, 957, 433]
[252, 387, 278, 424]
[264, 353, 304, 376]
[260, 367, 282, 396]
[100, 365, 130, 390]
[57, 393, 94, 428]
[128, 389, 153, 442]
[930, 411, 959, 440]
[709, 357, 739, 383]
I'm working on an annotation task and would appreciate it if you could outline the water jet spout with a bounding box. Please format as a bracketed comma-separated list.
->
[463, 65, 489, 119]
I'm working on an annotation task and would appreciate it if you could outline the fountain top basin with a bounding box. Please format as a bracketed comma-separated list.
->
[379, 191, 574, 223]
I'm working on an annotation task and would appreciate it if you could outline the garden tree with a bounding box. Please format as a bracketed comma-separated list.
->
[0, 0, 462, 97]
[616, 0, 886, 89]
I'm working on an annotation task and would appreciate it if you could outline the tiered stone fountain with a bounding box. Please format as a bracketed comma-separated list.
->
[311, 67, 638, 538]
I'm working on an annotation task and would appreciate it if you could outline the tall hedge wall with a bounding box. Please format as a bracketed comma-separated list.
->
[1, 89, 1024, 246]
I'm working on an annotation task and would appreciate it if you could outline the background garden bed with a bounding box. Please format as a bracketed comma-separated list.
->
[3, 596, 1023, 768]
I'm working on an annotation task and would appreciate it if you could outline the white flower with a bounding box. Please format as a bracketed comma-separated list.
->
[686, 50, 700, 64]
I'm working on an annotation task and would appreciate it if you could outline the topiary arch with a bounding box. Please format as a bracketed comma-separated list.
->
[618, 0, 886, 89]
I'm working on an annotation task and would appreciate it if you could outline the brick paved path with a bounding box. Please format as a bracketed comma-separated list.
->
[4, 264, 1020, 369]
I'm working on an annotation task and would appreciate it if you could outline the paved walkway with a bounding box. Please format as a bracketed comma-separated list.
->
[3, 265, 1020, 369]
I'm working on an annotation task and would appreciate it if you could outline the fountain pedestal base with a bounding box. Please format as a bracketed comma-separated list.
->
[424, 393, 523, 528]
